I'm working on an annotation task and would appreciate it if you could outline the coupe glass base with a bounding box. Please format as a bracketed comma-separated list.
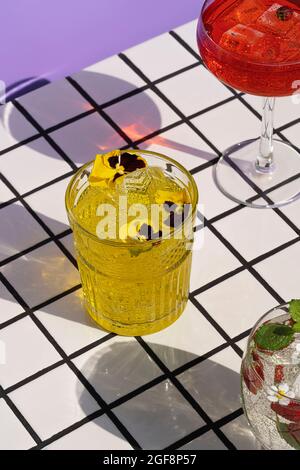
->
[215, 138, 300, 209]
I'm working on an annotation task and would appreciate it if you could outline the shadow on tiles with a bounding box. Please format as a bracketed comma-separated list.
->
[76, 341, 255, 450]
[4, 71, 216, 165]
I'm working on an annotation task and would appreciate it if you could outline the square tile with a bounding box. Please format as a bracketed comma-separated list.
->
[73, 336, 162, 403]
[178, 348, 241, 421]
[192, 166, 254, 219]
[9, 364, 99, 440]
[105, 89, 179, 142]
[0, 316, 61, 388]
[125, 33, 195, 81]
[0, 399, 35, 449]
[113, 379, 203, 449]
[157, 65, 231, 117]
[0, 137, 71, 194]
[140, 123, 216, 170]
[50, 113, 126, 166]
[174, 20, 198, 53]
[179, 430, 227, 450]
[35, 289, 108, 356]
[144, 301, 224, 371]
[0, 201, 48, 261]
[255, 241, 300, 301]
[195, 270, 276, 337]
[191, 99, 260, 151]
[190, 227, 242, 292]
[214, 205, 296, 261]
[24, 176, 72, 235]
[1, 242, 80, 307]
[0, 102, 37, 152]
[17, 79, 91, 129]
[0, 180, 14, 204]
[221, 414, 259, 450]
[0, 281, 23, 324]
[244, 94, 300, 129]
[72, 55, 145, 105]
[45, 415, 132, 450]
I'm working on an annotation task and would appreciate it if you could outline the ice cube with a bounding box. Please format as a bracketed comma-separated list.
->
[255, 3, 299, 37]
[220, 23, 280, 61]
[233, 0, 266, 24]
[121, 168, 151, 194]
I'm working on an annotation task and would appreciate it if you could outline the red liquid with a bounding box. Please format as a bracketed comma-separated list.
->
[197, 0, 300, 96]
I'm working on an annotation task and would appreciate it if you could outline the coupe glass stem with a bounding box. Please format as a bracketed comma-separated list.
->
[256, 97, 276, 173]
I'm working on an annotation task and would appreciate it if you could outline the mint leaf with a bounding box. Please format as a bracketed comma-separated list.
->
[292, 322, 300, 333]
[276, 418, 300, 450]
[254, 323, 294, 351]
[289, 299, 300, 323]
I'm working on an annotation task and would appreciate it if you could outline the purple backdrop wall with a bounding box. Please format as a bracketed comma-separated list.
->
[1, 0, 201, 97]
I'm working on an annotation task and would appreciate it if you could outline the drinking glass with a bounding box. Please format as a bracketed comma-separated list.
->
[197, 0, 300, 208]
[65, 150, 198, 336]
[241, 304, 300, 450]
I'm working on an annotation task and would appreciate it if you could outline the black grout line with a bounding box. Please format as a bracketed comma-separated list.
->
[135, 336, 236, 450]
[0, 132, 41, 157]
[169, 30, 202, 62]
[0, 173, 78, 269]
[0, 229, 72, 267]
[119, 52, 222, 157]
[0, 385, 42, 445]
[0, 270, 141, 450]
[12, 100, 78, 172]
[66, 76, 135, 148]
[164, 407, 244, 450]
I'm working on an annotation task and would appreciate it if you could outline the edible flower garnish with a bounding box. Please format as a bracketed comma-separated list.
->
[119, 219, 162, 242]
[89, 150, 147, 186]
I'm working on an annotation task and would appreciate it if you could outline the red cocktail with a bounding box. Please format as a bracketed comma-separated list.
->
[197, 0, 300, 208]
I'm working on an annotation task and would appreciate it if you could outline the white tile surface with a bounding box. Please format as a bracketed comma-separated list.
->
[174, 19, 198, 53]
[157, 65, 231, 116]
[24, 176, 72, 235]
[1, 242, 80, 307]
[180, 430, 227, 450]
[45, 415, 132, 450]
[0, 102, 37, 152]
[125, 33, 196, 81]
[0, 138, 71, 194]
[105, 89, 179, 141]
[9, 364, 99, 440]
[178, 348, 241, 421]
[191, 99, 260, 151]
[72, 55, 145, 105]
[196, 270, 277, 337]
[144, 301, 224, 371]
[255, 241, 300, 301]
[190, 227, 241, 292]
[73, 336, 162, 403]
[0, 180, 14, 203]
[35, 289, 108, 355]
[282, 121, 300, 148]
[0, 316, 61, 389]
[221, 414, 259, 450]
[50, 113, 126, 166]
[0, 399, 35, 449]
[214, 205, 297, 261]
[113, 379, 203, 449]
[0, 281, 23, 324]
[17, 80, 91, 129]
[0, 201, 48, 261]
[140, 123, 216, 170]
[271, 180, 300, 230]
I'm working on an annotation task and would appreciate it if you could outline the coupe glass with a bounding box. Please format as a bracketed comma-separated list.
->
[241, 304, 300, 450]
[197, 0, 300, 208]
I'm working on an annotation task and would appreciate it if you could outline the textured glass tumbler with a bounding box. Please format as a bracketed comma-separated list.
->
[65, 150, 198, 336]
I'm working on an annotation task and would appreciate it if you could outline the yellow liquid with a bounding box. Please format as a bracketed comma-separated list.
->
[71, 166, 193, 335]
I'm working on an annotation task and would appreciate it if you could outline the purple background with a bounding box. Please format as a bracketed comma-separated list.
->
[1, 0, 201, 98]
